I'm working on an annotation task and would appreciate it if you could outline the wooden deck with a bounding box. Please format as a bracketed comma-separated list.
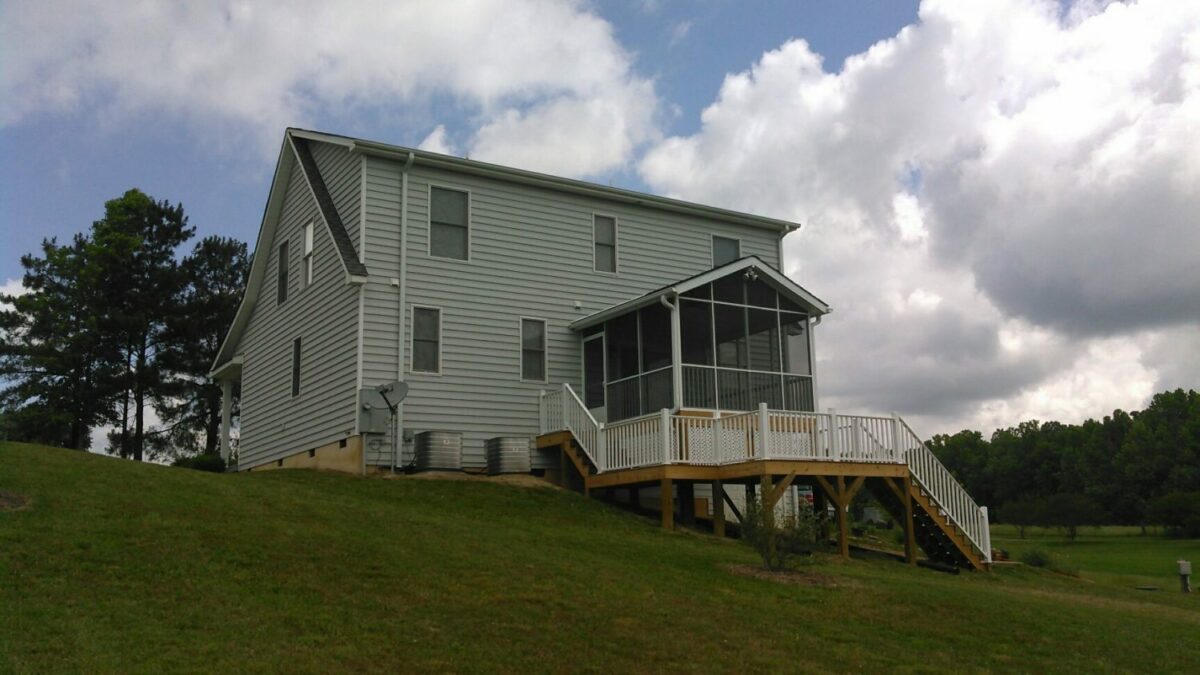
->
[536, 429, 989, 572]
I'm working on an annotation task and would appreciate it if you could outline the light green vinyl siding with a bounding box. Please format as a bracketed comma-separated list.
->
[237, 149, 360, 470]
[361, 157, 781, 469]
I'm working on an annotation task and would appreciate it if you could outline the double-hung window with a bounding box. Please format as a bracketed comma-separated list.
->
[712, 235, 740, 267]
[594, 215, 617, 273]
[302, 221, 314, 287]
[412, 307, 441, 374]
[521, 319, 547, 381]
[277, 241, 289, 305]
[430, 187, 469, 260]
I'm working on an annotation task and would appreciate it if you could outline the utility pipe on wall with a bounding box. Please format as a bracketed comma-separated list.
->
[660, 291, 683, 410]
[394, 151, 415, 470]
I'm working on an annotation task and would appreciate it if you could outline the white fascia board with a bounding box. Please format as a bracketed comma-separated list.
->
[569, 257, 831, 332]
[211, 138, 295, 372]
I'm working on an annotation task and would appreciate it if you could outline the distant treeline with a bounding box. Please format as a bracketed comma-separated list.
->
[0, 189, 248, 461]
[930, 389, 1200, 536]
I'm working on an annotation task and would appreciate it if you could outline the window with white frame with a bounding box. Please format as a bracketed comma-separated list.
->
[521, 319, 546, 381]
[430, 187, 469, 260]
[412, 307, 441, 373]
[712, 235, 740, 267]
[302, 221, 314, 287]
[593, 215, 617, 273]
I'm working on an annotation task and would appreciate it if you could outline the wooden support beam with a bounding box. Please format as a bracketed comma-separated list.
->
[881, 476, 906, 503]
[712, 480, 726, 538]
[836, 475, 850, 559]
[722, 491, 744, 524]
[844, 475, 866, 503]
[903, 474, 917, 565]
[678, 482, 696, 526]
[814, 475, 839, 507]
[660, 478, 674, 530]
[765, 469, 799, 509]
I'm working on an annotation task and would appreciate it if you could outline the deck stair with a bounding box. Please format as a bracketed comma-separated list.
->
[538, 383, 992, 570]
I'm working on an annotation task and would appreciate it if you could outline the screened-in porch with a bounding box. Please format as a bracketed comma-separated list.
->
[572, 258, 828, 424]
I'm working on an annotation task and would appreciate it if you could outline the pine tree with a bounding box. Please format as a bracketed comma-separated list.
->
[90, 189, 194, 461]
[154, 236, 249, 457]
[0, 235, 117, 449]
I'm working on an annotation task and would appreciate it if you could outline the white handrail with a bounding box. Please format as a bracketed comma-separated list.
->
[899, 418, 992, 563]
[537, 389, 991, 563]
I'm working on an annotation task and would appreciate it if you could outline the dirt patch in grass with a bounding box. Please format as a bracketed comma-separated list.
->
[0, 490, 30, 511]
[728, 564, 838, 587]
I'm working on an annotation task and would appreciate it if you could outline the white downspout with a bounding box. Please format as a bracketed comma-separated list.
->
[661, 291, 682, 410]
[395, 151, 415, 470]
[809, 314, 822, 412]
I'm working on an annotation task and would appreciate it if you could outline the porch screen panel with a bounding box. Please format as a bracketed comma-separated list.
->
[749, 372, 783, 409]
[681, 300, 714, 365]
[714, 305, 747, 369]
[606, 313, 638, 381]
[717, 369, 750, 410]
[606, 377, 640, 421]
[639, 304, 671, 371]
[682, 366, 716, 408]
[583, 337, 605, 409]
[781, 314, 811, 376]
[642, 369, 673, 413]
[783, 375, 814, 411]
[747, 308, 781, 372]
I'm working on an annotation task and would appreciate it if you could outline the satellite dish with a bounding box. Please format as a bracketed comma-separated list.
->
[376, 380, 409, 407]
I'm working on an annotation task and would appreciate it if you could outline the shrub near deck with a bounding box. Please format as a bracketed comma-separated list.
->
[1, 442, 1198, 673]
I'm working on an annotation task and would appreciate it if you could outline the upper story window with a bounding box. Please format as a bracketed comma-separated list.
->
[412, 306, 441, 374]
[712, 235, 741, 267]
[430, 186, 469, 260]
[520, 318, 547, 382]
[277, 241, 289, 305]
[593, 215, 617, 273]
[302, 221, 314, 288]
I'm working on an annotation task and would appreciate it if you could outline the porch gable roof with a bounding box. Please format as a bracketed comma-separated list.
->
[568, 256, 831, 331]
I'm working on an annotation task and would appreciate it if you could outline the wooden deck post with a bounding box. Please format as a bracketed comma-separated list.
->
[661, 478, 674, 530]
[903, 474, 917, 565]
[760, 474, 776, 563]
[836, 475, 850, 559]
[679, 482, 695, 526]
[712, 480, 726, 538]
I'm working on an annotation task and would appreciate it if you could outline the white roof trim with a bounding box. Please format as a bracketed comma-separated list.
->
[569, 257, 832, 331]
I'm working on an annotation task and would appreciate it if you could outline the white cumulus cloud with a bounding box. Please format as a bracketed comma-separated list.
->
[641, 0, 1200, 432]
[0, 0, 659, 177]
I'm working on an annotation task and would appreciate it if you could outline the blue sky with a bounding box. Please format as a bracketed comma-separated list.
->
[0, 1, 917, 283]
[2, 0, 1197, 433]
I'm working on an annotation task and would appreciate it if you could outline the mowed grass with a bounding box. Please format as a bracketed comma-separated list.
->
[1, 442, 1198, 674]
[992, 524, 1200, 589]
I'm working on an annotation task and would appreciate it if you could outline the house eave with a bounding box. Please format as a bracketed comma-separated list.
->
[288, 128, 798, 233]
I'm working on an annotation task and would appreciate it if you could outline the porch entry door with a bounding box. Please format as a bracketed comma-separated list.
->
[582, 333, 607, 423]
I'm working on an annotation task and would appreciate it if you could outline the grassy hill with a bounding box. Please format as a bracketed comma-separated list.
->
[2, 442, 1198, 673]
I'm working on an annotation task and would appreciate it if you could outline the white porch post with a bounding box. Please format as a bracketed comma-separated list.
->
[669, 294, 683, 410]
[220, 378, 233, 463]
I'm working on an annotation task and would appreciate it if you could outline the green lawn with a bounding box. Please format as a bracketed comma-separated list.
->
[991, 524, 1200, 589]
[2, 442, 1198, 673]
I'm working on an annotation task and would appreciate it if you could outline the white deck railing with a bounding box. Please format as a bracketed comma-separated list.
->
[538, 384, 991, 563]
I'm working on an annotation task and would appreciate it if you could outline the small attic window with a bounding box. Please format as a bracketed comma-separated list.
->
[302, 221, 314, 288]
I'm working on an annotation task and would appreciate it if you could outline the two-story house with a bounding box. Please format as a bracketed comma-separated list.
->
[211, 128, 993, 570]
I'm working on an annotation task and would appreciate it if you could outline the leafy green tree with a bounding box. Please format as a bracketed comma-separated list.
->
[1148, 491, 1200, 537]
[153, 236, 249, 458]
[999, 495, 1047, 539]
[1043, 493, 1104, 540]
